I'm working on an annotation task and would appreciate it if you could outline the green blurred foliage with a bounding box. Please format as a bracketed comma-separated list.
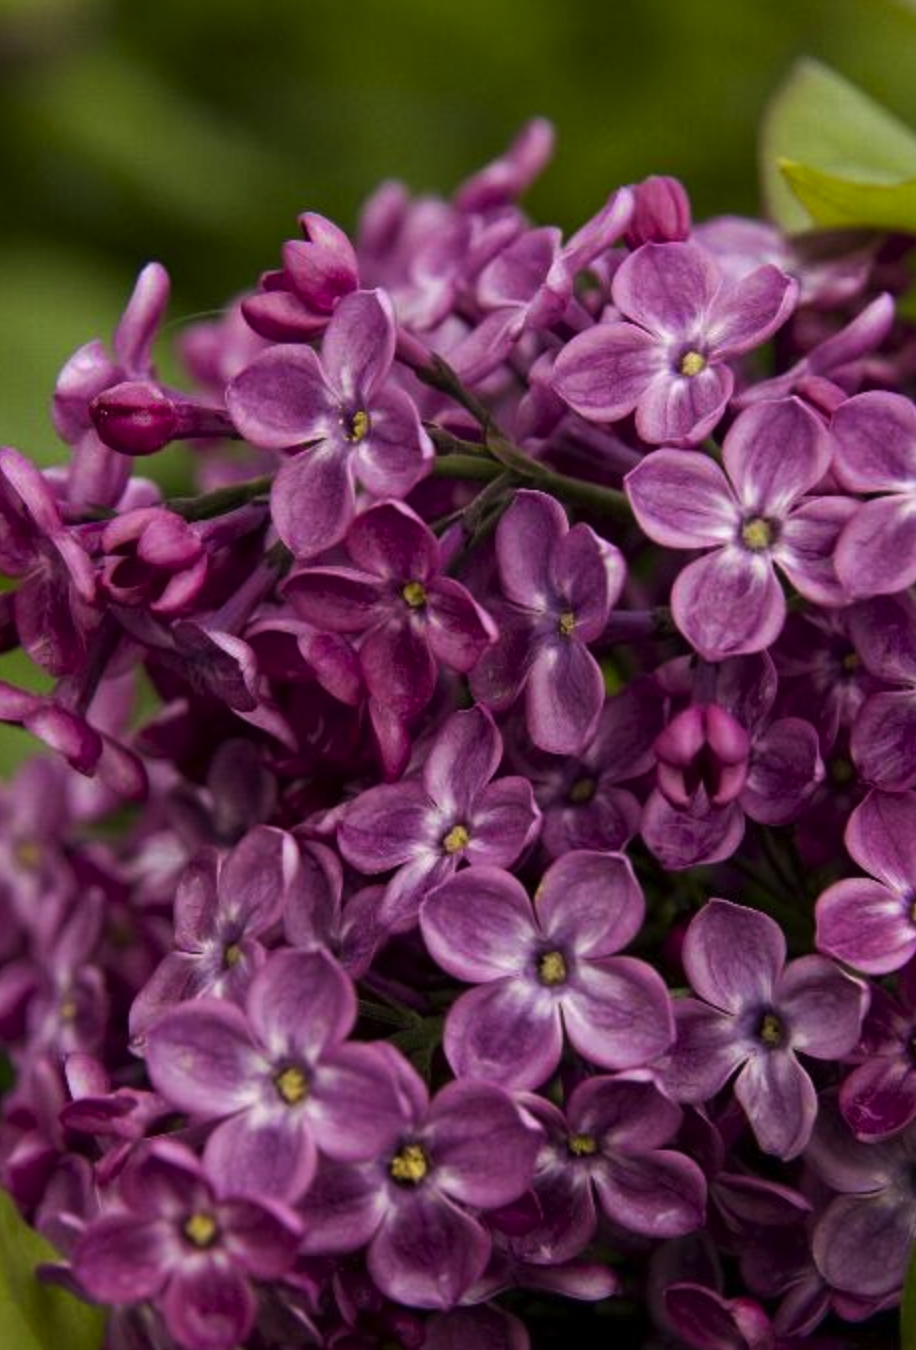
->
[0, 0, 915, 774]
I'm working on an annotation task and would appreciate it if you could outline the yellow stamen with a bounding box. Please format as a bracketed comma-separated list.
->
[223, 943, 243, 968]
[344, 409, 370, 442]
[13, 840, 41, 870]
[59, 998, 78, 1023]
[841, 652, 859, 673]
[402, 581, 427, 609]
[568, 1132, 598, 1157]
[389, 1143, 429, 1184]
[442, 823, 470, 855]
[183, 1213, 218, 1248]
[758, 1012, 784, 1048]
[568, 777, 597, 805]
[741, 517, 772, 552]
[679, 350, 707, 378]
[558, 611, 576, 637]
[537, 950, 568, 986]
[275, 1065, 309, 1105]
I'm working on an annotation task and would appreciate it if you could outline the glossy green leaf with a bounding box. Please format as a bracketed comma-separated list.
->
[779, 157, 916, 231]
[0, 1189, 104, 1350]
[761, 57, 916, 230]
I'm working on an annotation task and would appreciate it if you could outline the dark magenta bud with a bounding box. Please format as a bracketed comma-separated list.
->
[626, 175, 692, 247]
[90, 380, 178, 455]
[655, 704, 749, 809]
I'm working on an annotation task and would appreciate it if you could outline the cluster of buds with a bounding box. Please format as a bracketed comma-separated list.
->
[0, 119, 915, 1349]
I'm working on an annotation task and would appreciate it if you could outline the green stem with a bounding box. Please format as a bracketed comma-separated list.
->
[168, 474, 273, 522]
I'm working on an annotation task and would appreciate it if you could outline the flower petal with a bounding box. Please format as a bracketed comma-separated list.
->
[226, 344, 334, 449]
[776, 954, 867, 1058]
[851, 692, 916, 792]
[636, 364, 733, 445]
[74, 1216, 172, 1303]
[660, 998, 749, 1102]
[353, 385, 433, 497]
[420, 867, 535, 981]
[813, 1193, 915, 1298]
[346, 499, 438, 581]
[145, 999, 264, 1116]
[625, 450, 737, 549]
[339, 780, 435, 872]
[722, 397, 831, 514]
[161, 1259, 256, 1350]
[562, 955, 674, 1070]
[536, 850, 645, 957]
[495, 490, 567, 609]
[444, 978, 562, 1090]
[322, 288, 395, 402]
[705, 264, 797, 360]
[369, 1190, 490, 1310]
[832, 389, 916, 493]
[466, 778, 541, 869]
[270, 444, 356, 559]
[246, 947, 355, 1061]
[613, 241, 721, 337]
[835, 495, 916, 599]
[204, 1107, 317, 1202]
[525, 638, 605, 755]
[845, 789, 916, 893]
[672, 548, 785, 661]
[426, 1079, 542, 1208]
[734, 1051, 817, 1159]
[551, 322, 663, 423]
[422, 704, 501, 814]
[310, 1042, 407, 1160]
[593, 1148, 706, 1237]
[683, 898, 784, 1015]
[777, 496, 857, 606]
[815, 878, 916, 976]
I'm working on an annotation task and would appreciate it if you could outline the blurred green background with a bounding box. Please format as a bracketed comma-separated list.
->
[1, 0, 915, 770]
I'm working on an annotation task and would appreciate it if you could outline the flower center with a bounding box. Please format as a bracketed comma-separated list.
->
[757, 1011, 785, 1049]
[223, 943, 243, 969]
[442, 823, 470, 855]
[183, 1212, 218, 1248]
[679, 350, 707, 378]
[568, 776, 597, 804]
[59, 997, 78, 1023]
[741, 517, 774, 552]
[13, 839, 41, 870]
[274, 1065, 309, 1105]
[389, 1143, 429, 1185]
[343, 409, 370, 442]
[537, 950, 568, 986]
[558, 610, 576, 637]
[841, 651, 859, 673]
[567, 1132, 598, 1157]
[401, 581, 427, 609]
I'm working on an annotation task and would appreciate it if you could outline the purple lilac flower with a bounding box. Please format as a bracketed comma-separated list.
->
[840, 958, 916, 1141]
[129, 826, 301, 1045]
[816, 788, 916, 974]
[73, 1139, 300, 1350]
[695, 215, 875, 308]
[298, 1047, 542, 1309]
[242, 211, 359, 341]
[625, 175, 691, 248]
[284, 499, 496, 719]
[806, 1099, 916, 1300]
[551, 240, 797, 445]
[844, 592, 916, 790]
[0, 446, 96, 676]
[512, 1075, 706, 1258]
[625, 397, 851, 660]
[100, 506, 208, 617]
[144, 947, 405, 1200]
[226, 288, 432, 557]
[661, 899, 868, 1159]
[53, 262, 170, 508]
[420, 851, 674, 1089]
[471, 490, 625, 753]
[663, 1283, 776, 1350]
[337, 704, 540, 933]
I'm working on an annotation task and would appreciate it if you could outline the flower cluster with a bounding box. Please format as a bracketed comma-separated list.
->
[0, 120, 915, 1349]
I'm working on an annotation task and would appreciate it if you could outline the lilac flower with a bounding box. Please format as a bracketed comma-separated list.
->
[625, 175, 691, 248]
[337, 704, 540, 933]
[284, 499, 496, 719]
[226, 288, 432, 557]
[511, 1076, 706, 1258]
[840, 959, 916, 1140]
[816, 789, 916, 975]
[129, 826, 301, 1045]
[420, 851, 674, 1089]
[73, 1139, 300, 1350]
[843, 591, 916, 790]
[551, 241, 797, 444]
[242, 211, 359, 341]
[661, 899, 868, 1159]
[53, 262, 170, 508]
[470, 490, 625, 753]
[298, 1048, 542, 1309]
[806, 1099, 916, 1300]
[0, 446, 96, 676]
[100, 506, 208, 617]
[663, 1283, 776, 1350]
[145, 947, 405, 1200]
[625, 397, 851, 660]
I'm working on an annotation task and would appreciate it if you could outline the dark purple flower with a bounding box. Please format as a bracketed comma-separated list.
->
[100, 507, 208, 616]
[53, 262, 170, 508]
[625, 175, 691, 248]
[512, 1076, 706, 1257]
[129, 827, 301, 1046]
[663, 1283, 776, 1350]
[420, 851, 674, 1089]
[284, 499, 496, 718]
[831, 390, 916, 597]
[840, 959, 916, 1141]
[226, 288, 432, 557]
[626, 397, 852, 660]
[806, 1099, 916, 1300]
[816, 789, 916, 975]
[73, 1139, 300, 1350]
[298, 1048, 542, 1310]
[471, 490, 625, 754]
[145, 947, 405, 1200]
[661, 899, 868, 1159]
[551, 241, 797, 444]
[337, 704, 540, 933]
[844, 592, 916, 790]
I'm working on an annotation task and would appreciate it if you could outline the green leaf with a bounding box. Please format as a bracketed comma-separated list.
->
[778, 158, 916, 232]
[760, 57, 916, 231]
[904, 1235, 916, 1350]
[0, 1189, 104, 1350]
